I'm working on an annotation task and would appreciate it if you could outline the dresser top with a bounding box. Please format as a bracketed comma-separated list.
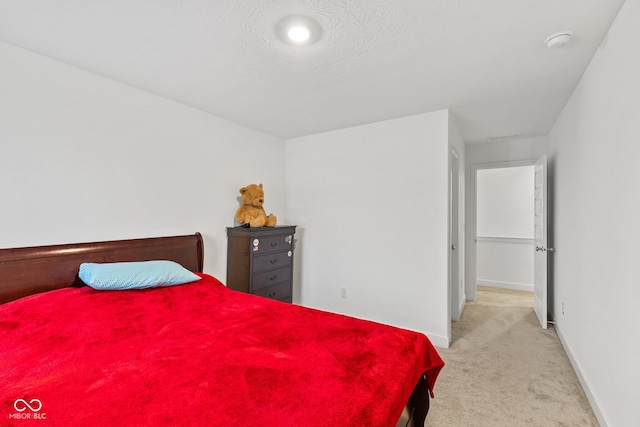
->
[226, 225, 296, 237]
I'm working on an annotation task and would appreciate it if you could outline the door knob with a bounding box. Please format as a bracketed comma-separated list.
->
[451, 244, 456, 250]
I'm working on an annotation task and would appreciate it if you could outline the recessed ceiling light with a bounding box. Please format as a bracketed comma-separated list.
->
[275, 15, 321, 46]
[544, 31, 574, 48]
[288, 26, 310, 43]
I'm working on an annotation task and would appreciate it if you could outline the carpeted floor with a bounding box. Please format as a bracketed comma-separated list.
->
[425, 286, 598, 427]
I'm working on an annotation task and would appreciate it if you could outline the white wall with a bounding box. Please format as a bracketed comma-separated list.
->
[476, 166, 534, 291]
[466, 136, 548, 166]
[464, 136, 548, 300]
[0, 42, 286, 280]
[476, 237, 533, 291]
[286, 110, 451, 347]
[548, 0, 640, 425]
[477, 166, 534, 238]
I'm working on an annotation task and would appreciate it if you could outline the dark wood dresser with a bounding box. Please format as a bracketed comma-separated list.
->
[226, 225, 296, 303]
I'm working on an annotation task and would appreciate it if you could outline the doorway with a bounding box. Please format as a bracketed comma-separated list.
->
[449, 147, 462, 322]
[466, 160, 537, 303]
[476, 165, 535, 295]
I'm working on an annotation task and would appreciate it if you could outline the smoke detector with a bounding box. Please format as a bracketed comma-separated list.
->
[544, 31, 573, 48]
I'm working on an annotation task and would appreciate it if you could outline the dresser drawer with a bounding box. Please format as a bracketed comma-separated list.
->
[252, 250, 293, 273]
[251, 234, 293, 255]
[252, 266, 292, 291]
[253, 281, 291, 301]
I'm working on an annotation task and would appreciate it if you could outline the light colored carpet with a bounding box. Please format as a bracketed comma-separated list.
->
[425, 286, 598, 427]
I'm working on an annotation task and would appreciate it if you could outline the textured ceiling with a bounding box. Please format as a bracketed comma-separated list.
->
[0, 0, 626, 142]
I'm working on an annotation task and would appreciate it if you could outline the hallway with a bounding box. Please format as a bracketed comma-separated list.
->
[427, 287, 597, 426]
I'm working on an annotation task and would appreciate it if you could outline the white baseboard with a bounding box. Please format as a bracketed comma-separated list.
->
[477, 279, 533, 293]
[554, 325, 608, 427]
[426, 332, 450, 349]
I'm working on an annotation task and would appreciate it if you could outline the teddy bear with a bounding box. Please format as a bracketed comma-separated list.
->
[235, 183, 277, 227]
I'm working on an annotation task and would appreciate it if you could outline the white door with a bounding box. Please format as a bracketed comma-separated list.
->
[534, 155, 548, 329]
[449, 150, 461, 321]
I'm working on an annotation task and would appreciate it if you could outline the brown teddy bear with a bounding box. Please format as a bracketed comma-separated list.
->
[235, 183, 277, 227]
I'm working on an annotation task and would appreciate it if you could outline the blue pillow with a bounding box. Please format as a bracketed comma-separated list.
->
[79, 260, 200, 290]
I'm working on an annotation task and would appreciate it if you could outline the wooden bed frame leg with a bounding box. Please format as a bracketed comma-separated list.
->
[408, 374, 429, 427]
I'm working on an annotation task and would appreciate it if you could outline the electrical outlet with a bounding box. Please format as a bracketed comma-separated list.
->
[562, 302, 565, 315]
[340, 288, 347, 299]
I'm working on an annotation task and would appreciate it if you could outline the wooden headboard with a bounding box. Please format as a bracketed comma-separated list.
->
[0, 233, 204, 305]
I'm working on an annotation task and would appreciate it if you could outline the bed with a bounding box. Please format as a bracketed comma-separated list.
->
[0, 233, 443, 426]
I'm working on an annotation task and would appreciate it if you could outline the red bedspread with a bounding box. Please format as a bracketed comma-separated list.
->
[1, 274, 443, 426]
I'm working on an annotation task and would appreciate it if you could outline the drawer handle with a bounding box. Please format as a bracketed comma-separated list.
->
[269, 275, 277, 281]
[270, 259, 278, 264]
[269, 292, 277, 298]
[270, 242, 278, 247]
